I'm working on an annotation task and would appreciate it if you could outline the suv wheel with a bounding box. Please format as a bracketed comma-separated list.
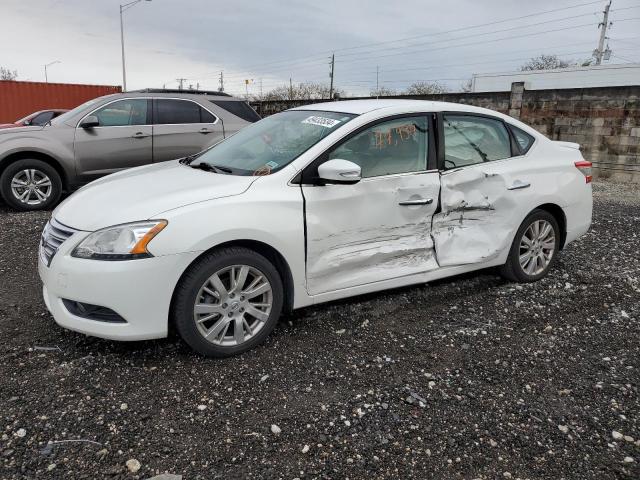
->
[0, 159, 62, 211]
[500, 209, 560, 283]
[172, 247, 284, 357]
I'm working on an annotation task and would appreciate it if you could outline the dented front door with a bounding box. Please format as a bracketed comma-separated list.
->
[303, 172, 441, 295]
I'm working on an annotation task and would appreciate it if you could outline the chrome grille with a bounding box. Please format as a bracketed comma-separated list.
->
[40, 218, 79, 266]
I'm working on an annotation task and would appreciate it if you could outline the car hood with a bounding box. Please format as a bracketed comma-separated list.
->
[54, 160, 258, 231]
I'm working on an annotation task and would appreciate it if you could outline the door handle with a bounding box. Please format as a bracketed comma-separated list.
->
[199, 128, 212, 134]
[507, 180, 531, 190]
[131, 132, 150, 139]
[399, 198, 433, 206]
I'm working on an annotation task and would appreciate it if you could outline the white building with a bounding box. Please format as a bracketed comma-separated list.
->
[471, 63, 640, 92]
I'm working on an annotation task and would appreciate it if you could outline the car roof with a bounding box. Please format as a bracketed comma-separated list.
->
[120, 91, 246, 102]
[292, 98, 544, 139]
[293, 99, 502, 116]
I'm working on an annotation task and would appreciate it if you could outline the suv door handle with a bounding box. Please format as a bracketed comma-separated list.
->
[131, 132, 150, 139]
[399, 198, 433, 206]
[199, 128, 212, 134]
[507, 180, 531, 190]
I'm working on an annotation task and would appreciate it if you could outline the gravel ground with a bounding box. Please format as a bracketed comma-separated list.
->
[0, 181, 638, 480]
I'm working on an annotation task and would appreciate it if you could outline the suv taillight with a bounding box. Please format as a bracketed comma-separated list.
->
[575, 160, 592, 183]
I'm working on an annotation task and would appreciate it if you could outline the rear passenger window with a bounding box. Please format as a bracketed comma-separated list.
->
[209, 100, 261, 122]
[511, 125, 535, 154]
[155, 99, 213, 124]
[200, 108, 217, 123]
[443, 114, 511, 169]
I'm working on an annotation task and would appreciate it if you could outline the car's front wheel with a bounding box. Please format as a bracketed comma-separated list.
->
[500, 209, 560, 283]
[172, 247, 284, 357]
[0, 159, 62, 211]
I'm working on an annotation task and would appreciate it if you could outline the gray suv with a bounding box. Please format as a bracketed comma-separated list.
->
[0, 89, 260, 211]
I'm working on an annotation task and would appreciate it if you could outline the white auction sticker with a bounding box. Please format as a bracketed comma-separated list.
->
[301, 116, 341, 128]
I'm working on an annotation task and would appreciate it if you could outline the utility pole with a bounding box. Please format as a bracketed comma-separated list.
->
[259, 78, 263, 101]
[289, 77, 293, 100]
[594, 0, 612, 65]
[329, 53, 335, 100]
[44, 60, 61, 83]
[218, 71, 224, 92]
[120, 0, 152, 92]
[176, 78, 186, 90]
[376, 65, 379, 99]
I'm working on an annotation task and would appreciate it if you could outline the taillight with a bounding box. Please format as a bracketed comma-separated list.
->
[575, 160, 592, 183]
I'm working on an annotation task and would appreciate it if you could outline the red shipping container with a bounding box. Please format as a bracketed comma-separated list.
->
[0, 81, 121, 123]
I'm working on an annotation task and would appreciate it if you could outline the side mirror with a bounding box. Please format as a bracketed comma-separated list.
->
[317, 159, 361, 185]
[23, 120, 31, 126]
[79, 115, 100, 128]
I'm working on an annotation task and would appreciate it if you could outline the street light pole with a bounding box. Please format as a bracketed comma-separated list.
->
[119, 0, 151, 92]
[44, 61, 61, 83]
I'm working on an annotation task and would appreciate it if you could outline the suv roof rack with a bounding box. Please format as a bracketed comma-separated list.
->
[133, 88, 232, 97]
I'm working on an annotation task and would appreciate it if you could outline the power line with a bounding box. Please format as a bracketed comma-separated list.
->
[216, 17, 601, 82]
[184, 0, 609, 80]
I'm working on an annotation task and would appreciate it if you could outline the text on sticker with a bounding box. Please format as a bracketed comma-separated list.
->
[302, 116, 342, 128]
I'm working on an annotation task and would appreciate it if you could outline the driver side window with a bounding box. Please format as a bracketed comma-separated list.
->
[328, 116, 429, 178]
[443, 114, 511, 169]
[93, 99, 148, 127]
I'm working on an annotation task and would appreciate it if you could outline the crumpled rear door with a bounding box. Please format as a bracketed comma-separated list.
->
[432, 165, 526, 266]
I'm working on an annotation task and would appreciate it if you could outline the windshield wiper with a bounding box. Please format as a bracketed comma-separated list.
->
[188, 162, 231, 174]
[179, 154, 200, 165]
[211, 164, 233, 173]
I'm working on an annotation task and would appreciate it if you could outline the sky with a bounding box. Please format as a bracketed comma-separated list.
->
[2, 0, 639, 97]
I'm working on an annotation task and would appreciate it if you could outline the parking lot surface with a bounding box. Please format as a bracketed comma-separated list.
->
[0, 181, 638, 479]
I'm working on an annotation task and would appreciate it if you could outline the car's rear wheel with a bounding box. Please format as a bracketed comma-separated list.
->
[500, 209, 560, 283]
[172, 247, 284, 357]
[0, 159, 62, 211]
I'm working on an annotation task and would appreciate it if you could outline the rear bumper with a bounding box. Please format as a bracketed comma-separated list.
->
[39, 239, 200, 341]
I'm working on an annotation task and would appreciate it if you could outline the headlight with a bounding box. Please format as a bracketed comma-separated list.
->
[71, 220, 167, 260]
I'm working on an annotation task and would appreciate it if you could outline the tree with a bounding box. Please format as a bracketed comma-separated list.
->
[520, 54, 572, 71]
[403, 81, 448, 95]
[263, 82, 344, 101]
[370, 86, 397, 97]
[0, 67, 18, 80]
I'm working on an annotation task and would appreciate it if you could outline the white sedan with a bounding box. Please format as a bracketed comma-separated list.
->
[38, 100, 592, 357]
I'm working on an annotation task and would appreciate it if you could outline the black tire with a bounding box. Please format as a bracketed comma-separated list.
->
[172, 247, 284, 358]
[0, 159, 62, 211]
[500, 209, 561, 283]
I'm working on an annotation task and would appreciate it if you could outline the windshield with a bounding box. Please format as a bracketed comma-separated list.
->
[191, 110, 355, 175]
[51, 96, 110, 125]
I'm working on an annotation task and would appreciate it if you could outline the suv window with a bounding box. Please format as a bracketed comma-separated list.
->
[93, 99, 148, 126]
[443, 114, 511, 168]
[511, 125, 535, 154]
[328, 116, 429, 178]
[209, 100, 261, 122]
[155, 99, 214, 124]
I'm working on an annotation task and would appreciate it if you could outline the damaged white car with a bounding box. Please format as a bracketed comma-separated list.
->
[39, 100, 592, 357]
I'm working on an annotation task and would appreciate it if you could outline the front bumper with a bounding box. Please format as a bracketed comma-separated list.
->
[39, 232, 200, 341]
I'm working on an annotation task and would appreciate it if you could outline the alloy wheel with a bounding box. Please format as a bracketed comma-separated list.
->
[193, 265, 273, 346]
[10, 169, 53, 206]
[518, 219, 556, 276]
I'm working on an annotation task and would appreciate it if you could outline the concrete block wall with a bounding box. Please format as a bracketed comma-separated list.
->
[517, 86, 640, 183]
[251, 84, 640, 183]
